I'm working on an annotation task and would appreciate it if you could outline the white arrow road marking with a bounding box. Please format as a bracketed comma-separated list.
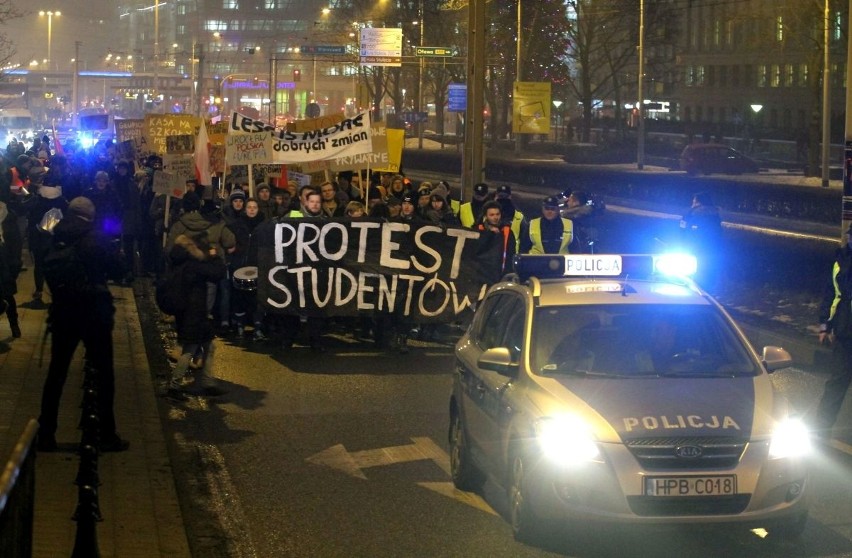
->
[306, 437, 451, 480]
[306, 437, 498, 514]
[417, 482, 498, 515]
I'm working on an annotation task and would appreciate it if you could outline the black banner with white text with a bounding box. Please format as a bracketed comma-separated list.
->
[257, 219, 492, 320]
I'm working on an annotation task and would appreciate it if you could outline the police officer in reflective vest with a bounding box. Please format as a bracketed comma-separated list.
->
[815, 223, 852, 435]
[520, 196, 573, 255]
[459, 183, 490, 228]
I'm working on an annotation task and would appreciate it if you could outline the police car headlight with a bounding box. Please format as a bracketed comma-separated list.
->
[535, 415, 601, 464]
[768, 418, 811, 459]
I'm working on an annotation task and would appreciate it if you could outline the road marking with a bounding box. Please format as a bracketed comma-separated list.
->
[418, 482, 498, 515]
[306, 437, 451, 480]
[307, 437, 500, 514]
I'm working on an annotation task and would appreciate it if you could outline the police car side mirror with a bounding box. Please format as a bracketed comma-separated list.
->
[762, 346, 792, 372]
[478, 347, 517, 376]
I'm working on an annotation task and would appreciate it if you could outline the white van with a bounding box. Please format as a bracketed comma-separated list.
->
[0, 108, 35, 145]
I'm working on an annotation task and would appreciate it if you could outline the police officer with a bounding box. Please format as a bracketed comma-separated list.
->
[37, 197, 129, 452]
[459, 183, 490, 228]
[520, 196, 573, 255]
[815, 224, 852, 436]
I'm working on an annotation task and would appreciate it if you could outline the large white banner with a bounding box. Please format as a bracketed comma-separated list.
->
[228, 111, 374, 164]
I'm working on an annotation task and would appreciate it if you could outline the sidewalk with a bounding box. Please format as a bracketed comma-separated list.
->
[0, 264, 190, 557]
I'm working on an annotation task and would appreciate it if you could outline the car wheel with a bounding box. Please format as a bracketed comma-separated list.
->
[449, 411, 484, 491]
[509, 454, 547, 543]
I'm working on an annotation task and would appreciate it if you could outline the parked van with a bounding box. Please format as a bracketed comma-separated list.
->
[0, 108, 35, 145]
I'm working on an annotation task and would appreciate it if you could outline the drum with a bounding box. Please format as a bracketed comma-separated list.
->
[233, 266, 258, 291]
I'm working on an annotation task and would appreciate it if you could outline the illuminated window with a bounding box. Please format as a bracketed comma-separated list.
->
[223, 0, 238, 8]
[713, 20, 721, 46]
[834, 11, 842, 41]
[770, 64, 780, 87]
[785, 64, 794, 87]
[798, 64, 808, 87]
[775, 16, 783, 41]
[725, 20, 733, 46]
[695, 65, 705, 86]
[757, 64, 767, 87]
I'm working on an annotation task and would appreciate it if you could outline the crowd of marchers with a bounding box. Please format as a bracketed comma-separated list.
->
[1, 132, 726, 438]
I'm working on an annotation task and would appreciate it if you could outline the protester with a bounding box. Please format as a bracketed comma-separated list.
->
[164, 234, 227, 399]
[460, 183, 490, 228]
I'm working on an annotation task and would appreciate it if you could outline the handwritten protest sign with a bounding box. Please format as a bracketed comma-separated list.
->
[152, 171, 185, 198]
[163, 154, 195, 190]
[372, 128, 404, 173]
[145, 114, 201, 155]
[115, 119, 148, 159]
[225, 131, 272, 165]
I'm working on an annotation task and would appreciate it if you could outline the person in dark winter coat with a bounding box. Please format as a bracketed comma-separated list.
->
[83, 170, 124, 246]
[27, 167, 68, 305]
[229, 199, 267, 339]
[815, 225, 852, 436]
[165, 234, 227, 399]
[37, 197, 129, 452]
[680, 191, 723, 292]
[0, 200, 23, 337]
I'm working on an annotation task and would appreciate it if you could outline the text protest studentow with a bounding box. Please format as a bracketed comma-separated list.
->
[255, 220, 497, 321]
[228, 111, 374, 164]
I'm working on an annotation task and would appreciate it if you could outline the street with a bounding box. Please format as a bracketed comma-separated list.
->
[139, 195, 852, 557]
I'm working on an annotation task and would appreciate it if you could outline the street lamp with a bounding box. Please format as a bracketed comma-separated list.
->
[553, 99, 563, 142]
[39, 10, 61, 69]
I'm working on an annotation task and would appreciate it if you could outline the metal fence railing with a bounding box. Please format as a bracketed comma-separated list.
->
[0, 419, 39, 558]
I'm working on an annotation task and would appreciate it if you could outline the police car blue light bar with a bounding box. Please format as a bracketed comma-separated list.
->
[514, 254, 697, 281]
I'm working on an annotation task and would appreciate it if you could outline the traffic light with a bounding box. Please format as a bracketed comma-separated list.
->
[293, 69, 301, 82]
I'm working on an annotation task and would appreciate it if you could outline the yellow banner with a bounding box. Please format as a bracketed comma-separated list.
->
[144, 114, 202, 155]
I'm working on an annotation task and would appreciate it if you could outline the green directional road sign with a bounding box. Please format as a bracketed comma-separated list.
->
[301, 45, 347, 55]
[415, 46, 455, 57]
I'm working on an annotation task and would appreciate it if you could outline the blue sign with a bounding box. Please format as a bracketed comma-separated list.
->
[448, 83, 466, 112]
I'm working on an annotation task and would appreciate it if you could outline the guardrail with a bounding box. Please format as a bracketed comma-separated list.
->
[0, 419, 39, 558]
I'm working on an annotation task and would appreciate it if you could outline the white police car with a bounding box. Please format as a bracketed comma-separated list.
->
[449, 254, 810, 542]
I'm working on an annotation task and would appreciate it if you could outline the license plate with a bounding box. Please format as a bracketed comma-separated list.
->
[644, 475, 737, 497]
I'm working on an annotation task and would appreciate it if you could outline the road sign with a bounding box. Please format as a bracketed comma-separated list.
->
[448, 83, 466, 112]
[300, 45, 347, 55]
[415, 46, 455, 57]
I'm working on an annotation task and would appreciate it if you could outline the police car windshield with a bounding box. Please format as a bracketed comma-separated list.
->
[533, 304, 758, 378]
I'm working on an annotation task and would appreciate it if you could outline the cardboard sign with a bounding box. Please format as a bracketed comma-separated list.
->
[163, 154, 195, 190]
[225, 131, 273, 165]
[145, 114, 201, 155]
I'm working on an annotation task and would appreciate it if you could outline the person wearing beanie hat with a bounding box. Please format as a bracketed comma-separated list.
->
[256, 183, 275, 219]
[68, 196, 96, 222]
[519, 195, 573, 255]
[37, 191, 130, 453]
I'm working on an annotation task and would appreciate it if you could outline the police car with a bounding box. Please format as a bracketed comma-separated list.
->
[449, 254, 810, 542]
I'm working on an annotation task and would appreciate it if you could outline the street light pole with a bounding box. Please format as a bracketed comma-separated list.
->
[822, 0, 831, 188]
[39, 11, 60, 70]
[636, 0, 645, 170]
[514, 0, 522, 155]
[417, 0, 424, 149]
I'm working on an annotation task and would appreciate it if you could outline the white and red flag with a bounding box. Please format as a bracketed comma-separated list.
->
[193, 121, 212, 186]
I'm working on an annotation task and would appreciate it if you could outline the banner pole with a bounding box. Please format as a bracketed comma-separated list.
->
[162, 194, 170, 248]
[248, 164, 254, 198]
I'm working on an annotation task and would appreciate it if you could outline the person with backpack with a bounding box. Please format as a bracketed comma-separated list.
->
[164, 233, 227, 399]
[37, 196, 130, 453]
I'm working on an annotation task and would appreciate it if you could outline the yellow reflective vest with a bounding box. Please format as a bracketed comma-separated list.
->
[527, 217, 573, 254]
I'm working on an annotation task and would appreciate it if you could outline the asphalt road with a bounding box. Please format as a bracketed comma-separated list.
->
[134, 192, 852, 557]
